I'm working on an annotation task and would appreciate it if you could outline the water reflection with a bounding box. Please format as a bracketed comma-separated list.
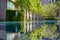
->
[6, 22, 21, 33]
[0, 20, 60, 40]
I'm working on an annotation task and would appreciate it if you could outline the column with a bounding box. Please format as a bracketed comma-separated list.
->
[0, 0, 7, 40]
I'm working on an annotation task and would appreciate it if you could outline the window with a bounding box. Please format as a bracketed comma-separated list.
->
[49, 0, 56, 3]
[7, 1, 14, 10]
[0, 0, 2, 8]
[52, 0, 54, 2]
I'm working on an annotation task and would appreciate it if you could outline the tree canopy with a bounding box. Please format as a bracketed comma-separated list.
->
[14, 0, 45, 15]
[44, 4, 58, 17]
[56, 1, 60, 8]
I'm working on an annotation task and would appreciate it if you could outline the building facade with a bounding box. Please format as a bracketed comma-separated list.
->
[41, 0, 59, 5]
[0, 0, 6, 21]
[0, 0, 7, 40]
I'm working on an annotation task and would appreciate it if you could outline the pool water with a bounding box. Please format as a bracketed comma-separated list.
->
[0, 20, 60, 40]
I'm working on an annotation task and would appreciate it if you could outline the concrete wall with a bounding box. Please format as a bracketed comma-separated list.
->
[0, 0, 7, 40]
[0, 0, 6, 21]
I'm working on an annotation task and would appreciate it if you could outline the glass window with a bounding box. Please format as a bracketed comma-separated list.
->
[49, 0, 56, 3]
[7, 1, 14, 10]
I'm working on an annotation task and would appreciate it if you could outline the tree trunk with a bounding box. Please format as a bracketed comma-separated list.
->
[24, 9, 30, 34]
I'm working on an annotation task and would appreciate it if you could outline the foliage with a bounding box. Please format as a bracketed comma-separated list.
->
[6, 10, 16, 21]
[44, 4, 58, 17]
[13, 8, 24, 21]
[15, 0, 45, 15]
[6, 9, 24, 32]
[14, 0, 45, 33]
[29, 0, 45, 14]
[56, 1, 60, 8]
[29, 25, 59, 40]
[41, 25, 59, 39]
